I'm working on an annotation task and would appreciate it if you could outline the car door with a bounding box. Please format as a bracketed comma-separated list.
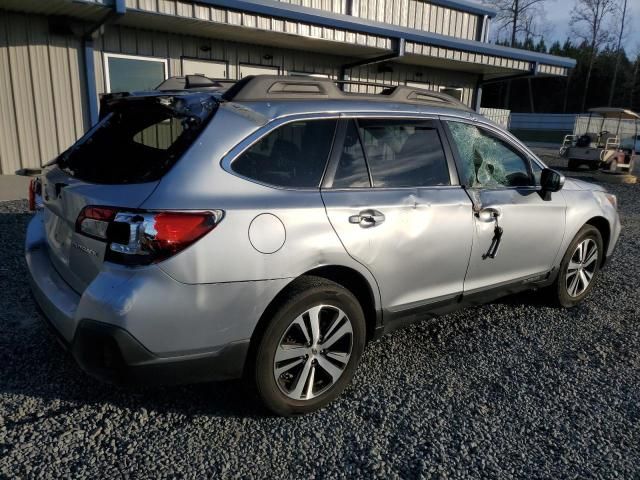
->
[321, 117, 474, 319]
[442, 119, 567, 294]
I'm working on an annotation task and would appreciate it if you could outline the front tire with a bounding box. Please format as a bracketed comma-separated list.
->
[550, 225, 603, 308]
[252, 276, 366, 416]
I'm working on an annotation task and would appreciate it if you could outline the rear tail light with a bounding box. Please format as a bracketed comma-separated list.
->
[28, 178, 42, 211]
[75, 206, 223, 265]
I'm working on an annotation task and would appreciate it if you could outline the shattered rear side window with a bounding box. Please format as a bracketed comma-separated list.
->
[447, 122, 532, 188]
[57, 95, 217, 184]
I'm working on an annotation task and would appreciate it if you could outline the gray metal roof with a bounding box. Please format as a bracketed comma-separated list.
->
[191, 0, 575, 69]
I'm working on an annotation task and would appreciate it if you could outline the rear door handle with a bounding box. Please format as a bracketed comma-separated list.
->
[349, 209, 385, 228]
[475, 207, 501, 222]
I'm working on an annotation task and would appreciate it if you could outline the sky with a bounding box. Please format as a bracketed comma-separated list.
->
[542, 0, 640, 54]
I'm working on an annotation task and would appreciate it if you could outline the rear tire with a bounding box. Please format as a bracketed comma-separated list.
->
[548, 225, 603, 308]
[252, 276, 366, 416]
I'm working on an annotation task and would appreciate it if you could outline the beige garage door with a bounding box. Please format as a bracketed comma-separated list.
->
[238, 64, 280, 78]
[182, 58, 228, 78]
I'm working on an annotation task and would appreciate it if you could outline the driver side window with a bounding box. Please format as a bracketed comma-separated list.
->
[446, 121, 533, 188]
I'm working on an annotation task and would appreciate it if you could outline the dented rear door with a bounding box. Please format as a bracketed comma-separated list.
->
[321, 118, 473, 316]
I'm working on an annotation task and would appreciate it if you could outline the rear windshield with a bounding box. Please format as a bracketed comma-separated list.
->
[57, 94, 217, 184]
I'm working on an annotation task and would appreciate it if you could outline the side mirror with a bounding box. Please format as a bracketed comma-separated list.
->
[540, 168, 564, 193]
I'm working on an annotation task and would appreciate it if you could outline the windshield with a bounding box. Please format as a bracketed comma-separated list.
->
[57, 94, 217, 184]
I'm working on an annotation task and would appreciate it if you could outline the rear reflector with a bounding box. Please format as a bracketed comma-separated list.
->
[75, 206, 223, 265]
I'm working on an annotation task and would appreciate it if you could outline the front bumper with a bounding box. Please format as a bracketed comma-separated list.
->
[607, 211, 622, 261]
[26, 212, 289, 385]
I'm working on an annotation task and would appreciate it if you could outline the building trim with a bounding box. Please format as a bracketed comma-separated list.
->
[75, 0, 497, 17]
[184, 0, 574, 69]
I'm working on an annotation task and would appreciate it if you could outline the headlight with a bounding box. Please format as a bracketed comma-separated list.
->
[596, 191, 618, 210]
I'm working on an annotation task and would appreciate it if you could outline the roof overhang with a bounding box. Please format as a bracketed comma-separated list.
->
[3, 0, 575, 80]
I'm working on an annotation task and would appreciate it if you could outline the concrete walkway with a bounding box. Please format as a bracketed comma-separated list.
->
[0, 175, 30, 201]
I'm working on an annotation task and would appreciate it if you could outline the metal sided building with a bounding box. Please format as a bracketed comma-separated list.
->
[0, 0, 575, 174]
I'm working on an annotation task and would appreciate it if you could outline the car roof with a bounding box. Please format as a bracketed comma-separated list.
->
[222, 98, 482, 123]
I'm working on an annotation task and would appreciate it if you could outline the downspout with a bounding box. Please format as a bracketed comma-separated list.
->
[339, 38, 406, 91]
[82, 0, 126, 126]
[473, 77, 483, 112]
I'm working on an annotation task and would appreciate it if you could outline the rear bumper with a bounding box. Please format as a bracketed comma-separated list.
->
[71, 319, 249, 385]
[26, 212, 288, 385]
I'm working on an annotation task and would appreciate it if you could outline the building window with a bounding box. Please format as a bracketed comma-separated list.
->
[238, 64, 280, 78]
[182, 58, 228, 78]
[104, 53, 168, 93]
[439, 87, 463, 101]
[406, 80, 431, 89]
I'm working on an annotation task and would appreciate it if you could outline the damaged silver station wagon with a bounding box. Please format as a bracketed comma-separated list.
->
[26, 75, 621, 415]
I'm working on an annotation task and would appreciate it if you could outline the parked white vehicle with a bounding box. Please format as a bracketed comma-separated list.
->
[560, 108, 639, 171]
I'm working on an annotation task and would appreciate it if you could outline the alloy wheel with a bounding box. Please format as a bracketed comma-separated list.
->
[566, 238, 598, 297]
[273, 305, 353, 401]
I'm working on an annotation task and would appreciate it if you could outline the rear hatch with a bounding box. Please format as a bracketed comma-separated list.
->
[41, 92, 218, 293]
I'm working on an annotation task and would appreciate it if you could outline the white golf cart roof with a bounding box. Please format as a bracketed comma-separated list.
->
[587, 107, 640, 120]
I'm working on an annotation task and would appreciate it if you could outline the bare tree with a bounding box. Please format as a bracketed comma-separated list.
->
[570, 0, 617, 111]
[485, 0, 549, 109]
[488, 0, 548, 46]
[607, 0, 630, 106]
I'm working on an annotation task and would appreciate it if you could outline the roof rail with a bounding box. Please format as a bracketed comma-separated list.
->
[161, 74, 471, 111]
[225, 75, 471, 110]
[381, 85, 470, 110]
[156, 74, 235, 91]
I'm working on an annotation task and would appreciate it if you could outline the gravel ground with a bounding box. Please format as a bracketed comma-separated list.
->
[1, 172, 639, 478]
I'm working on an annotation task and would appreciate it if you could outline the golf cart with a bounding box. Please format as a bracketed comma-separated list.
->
[559, 107, 639, 172]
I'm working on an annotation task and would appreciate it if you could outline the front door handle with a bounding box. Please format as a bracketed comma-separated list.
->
[349, 209, 385, 228]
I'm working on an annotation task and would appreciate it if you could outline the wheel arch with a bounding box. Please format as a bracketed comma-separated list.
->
[585, 216, 611, 265]
[243, 265, 381, 378]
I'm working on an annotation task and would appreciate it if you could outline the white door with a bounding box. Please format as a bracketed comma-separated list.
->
[182, 58, 228, 78]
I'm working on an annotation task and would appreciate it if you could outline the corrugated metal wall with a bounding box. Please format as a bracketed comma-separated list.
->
[92, 24, 476, 101]
[0, 12, 478, 172]
[126, 0, 391, 50]
[273, 0, 480, 40]
[93, 24, 350, 93]
[346, 62, 476, 104]
[352, 0, 479, 40]
[480, 107, 510, 129]
[0, 11, 89, 174]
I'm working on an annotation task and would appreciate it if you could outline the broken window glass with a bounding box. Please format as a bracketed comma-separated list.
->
[447, 122, 532, 188]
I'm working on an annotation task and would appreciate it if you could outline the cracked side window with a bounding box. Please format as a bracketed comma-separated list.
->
[447, 121, 532, 188]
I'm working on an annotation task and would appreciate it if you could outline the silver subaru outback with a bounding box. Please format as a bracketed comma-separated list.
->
[26, 76, 621, 415]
